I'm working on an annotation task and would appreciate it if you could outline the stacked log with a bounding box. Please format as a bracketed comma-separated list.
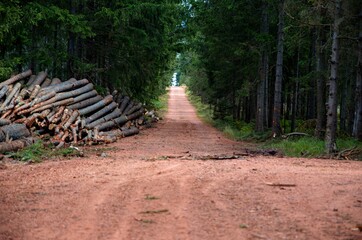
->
[0, 70, 147, 148]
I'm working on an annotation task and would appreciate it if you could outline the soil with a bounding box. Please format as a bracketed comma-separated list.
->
[0, 86, 361, 240]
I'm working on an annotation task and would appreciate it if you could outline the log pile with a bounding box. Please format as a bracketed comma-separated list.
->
[0, 70, 147, 148]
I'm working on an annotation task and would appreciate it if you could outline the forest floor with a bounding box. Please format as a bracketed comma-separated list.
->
[0, 86, 362, 240]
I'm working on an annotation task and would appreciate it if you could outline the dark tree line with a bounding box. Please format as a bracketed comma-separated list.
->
[1, 0, 183, 103]
[179, 0, 362, 152]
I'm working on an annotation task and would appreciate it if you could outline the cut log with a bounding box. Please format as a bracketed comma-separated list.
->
[14, 91, 56, 114]
[41, 78, 88, 94]
[98, 129, 122, 137]
[123, 101, 134, 115]
[85, 102, 117, 124]
[71, 125, 78, 144]
[71, 89, 97, 105]
[95, 115, 128, 131]
[28, 71, 47, 91]
[0, 83, 22, 110]
[127, 108, 144, 121]
[31, 91, 56, 106]
[0, 69, 32, 89]
[50, 78, 62, 86]
[86, 108, 122, 129]
[50, 106, 66, 123]
[67, 95, 102, 110]
[0, 86, 9, 100]
[119, 96, 129, 114]
[115, 94, 123, 104]
[78, 95, 113, 116]
[56, 83, 94, 101]
[63, 110, 79, 130]
[0, 123, 30, 142]
[0, 137, 36, 153]
[29, 85, 41, 100]
[26, 75, 36, 86]
[0, 118, 11, 126]
[41, 78, 52, 88]
[126, 102, 142, 115]
[31, 98, 74, 113]
[122, 126, 139, 137]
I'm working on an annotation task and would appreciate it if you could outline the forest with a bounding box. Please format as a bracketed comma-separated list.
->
[1, 0, 361, 154]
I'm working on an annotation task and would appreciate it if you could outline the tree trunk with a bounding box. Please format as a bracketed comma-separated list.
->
[255, 0, 269, 132]
[272, 0, 285, 137]
[315, 26, 327, 139]
[353, 9, 362, 140]
[325, 0, 342, 153]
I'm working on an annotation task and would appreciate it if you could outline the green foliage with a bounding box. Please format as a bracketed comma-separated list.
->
[1, 0, 183, 104]
[9, 140, 81, 163]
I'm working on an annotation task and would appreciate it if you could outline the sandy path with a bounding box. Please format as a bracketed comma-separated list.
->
[0, 86, 361, 240]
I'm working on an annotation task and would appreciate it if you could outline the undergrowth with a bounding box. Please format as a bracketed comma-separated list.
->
[149, 89, 169, 119]
[186, 89, 362, 160]
[9, 140, 81, 163]
[187, 91, 269, 142]
[265, 137, 362, 159]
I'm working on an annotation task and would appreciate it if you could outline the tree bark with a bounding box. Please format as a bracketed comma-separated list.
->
[85, 101, 117, 124]
[78, 95, 113, 116]
[41, 79, 88, 94]
[67, 95, 102, 110]
[28, 71, 47, 91]
[0, 83, 22, 110]
[315, 25, 326, 139]
[325, 0, 342, 153]
[71, 89, 97, 105]
[255, 0, 269, 132]
[95, 115, 128, 131]
[0, 86, 9, 100]
[119, 96, 130, 114]
[272, 0, 285, 137]
[0, 69, 32, 89]
[86, 108, 122, 129]
[0, 123, 30, 142]
[353, 9, 362, 140]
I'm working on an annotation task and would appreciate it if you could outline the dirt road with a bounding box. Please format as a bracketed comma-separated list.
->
[1, 86, 361, 240]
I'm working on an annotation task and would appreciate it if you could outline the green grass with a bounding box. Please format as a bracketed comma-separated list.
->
[149, 89, 169, 119]
[265, 137, 362, 159]
[9, 140, 82, 163]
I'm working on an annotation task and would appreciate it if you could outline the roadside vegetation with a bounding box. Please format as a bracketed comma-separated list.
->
[186, 89, 362, 160]
[8, 140, 82, 163]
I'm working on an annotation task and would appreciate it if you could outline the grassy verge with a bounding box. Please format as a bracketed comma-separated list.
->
[149, 89, 169, 119]
[186, 89, 362, 160]
[264, 137, 362, 159]
[187, 91, 269, 142]
[8, 140, 82, 163]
